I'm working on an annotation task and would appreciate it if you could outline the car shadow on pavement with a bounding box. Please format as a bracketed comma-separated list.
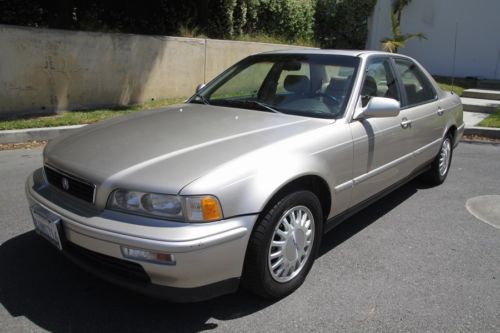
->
[0, 179, 421, 333]
[318, 179, 420, 257]
[0, 232, 274, 332]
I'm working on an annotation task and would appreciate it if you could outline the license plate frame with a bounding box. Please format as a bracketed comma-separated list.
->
[31, 204, 64, 251]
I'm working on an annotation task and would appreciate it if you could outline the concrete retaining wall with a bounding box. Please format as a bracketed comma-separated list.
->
[0, 24, 305, 117]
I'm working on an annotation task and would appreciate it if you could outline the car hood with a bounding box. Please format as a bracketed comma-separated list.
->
[44, 104, 330, 199]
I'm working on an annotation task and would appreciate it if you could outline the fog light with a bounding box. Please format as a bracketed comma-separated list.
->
[121, 246, 176, 265]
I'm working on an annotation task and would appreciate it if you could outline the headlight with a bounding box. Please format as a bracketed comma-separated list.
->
[108, 189, 222, 222]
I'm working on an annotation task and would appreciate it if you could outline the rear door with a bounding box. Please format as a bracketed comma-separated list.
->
[392, 58, 443, 166]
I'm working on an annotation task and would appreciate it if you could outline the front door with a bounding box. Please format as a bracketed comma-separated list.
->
[349, 57, 415, 207]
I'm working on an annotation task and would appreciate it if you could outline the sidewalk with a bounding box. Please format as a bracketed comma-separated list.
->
[0, 125, 85, 144]
[463, 111, 500, 139]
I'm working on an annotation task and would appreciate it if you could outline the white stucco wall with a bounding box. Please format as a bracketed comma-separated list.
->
[366, 0, 500, 79]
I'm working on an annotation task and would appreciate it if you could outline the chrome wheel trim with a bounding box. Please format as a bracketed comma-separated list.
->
[268, 205, 315, 283]
[439, 138, 452, 177]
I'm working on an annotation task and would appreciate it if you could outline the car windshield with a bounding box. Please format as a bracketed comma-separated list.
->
[189, 54, 360, 119]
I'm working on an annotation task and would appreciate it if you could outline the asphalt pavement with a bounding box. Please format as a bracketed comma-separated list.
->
[0, 142, 499, 332]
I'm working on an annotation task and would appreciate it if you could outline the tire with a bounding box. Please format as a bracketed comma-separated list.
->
[242, 190, 323, 299]
[422, 133, 453, 185]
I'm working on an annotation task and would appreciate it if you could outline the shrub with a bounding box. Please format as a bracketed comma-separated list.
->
[205, 0, 314, 42]
[257, 0, 315, 42]
[315, 0, 377, 49]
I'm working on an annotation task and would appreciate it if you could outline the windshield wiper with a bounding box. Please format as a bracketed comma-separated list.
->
[250, 100, 281, 113]
[226, 100, 280, 113]
[192, 93, 210, 105]
[209, 99, 281, 113]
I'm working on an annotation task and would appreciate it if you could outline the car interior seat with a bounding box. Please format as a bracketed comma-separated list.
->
[284, 75, 310, 95]
[325, 76, 351, 100]
[361, 75, 378, 106]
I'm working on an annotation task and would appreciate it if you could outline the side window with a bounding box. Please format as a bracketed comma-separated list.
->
[394, 59, 436, 106]
[362, 58, 400, 107]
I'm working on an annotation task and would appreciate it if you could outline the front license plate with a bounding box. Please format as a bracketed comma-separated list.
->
[31, 204, 64, 250]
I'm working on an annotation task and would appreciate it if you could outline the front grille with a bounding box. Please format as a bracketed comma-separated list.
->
[44, 166, 95, 203]
[65, 242, 151, 283]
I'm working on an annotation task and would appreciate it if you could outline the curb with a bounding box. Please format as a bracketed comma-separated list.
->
[464, 126, 500, 139]
[0, 125, 86, 144]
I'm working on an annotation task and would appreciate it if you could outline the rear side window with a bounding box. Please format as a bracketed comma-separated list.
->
[394, 59, 436, 106]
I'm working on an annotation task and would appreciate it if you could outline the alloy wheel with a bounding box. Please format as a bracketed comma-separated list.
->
[268, 205, 315, 283]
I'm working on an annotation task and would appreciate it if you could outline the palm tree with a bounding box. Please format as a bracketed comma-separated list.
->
[380, 0, 426, 53]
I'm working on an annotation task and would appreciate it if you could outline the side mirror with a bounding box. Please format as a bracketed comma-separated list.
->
[196, 83, 206, 93]
[357, 97, 400, 119]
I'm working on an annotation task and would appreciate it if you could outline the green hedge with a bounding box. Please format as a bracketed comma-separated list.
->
[257, 0, 315, 42]
[315, 0, 377, 49]
[0, 0, 376, 48]
[0, 0, 200, 36]
[207, 0, 314, 42]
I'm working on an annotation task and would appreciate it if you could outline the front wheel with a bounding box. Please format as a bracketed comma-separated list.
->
[422, 134, 453, 185]
[242, 191, 323, 299]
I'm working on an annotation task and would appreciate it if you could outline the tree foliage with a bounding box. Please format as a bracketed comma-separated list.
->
[257, 0, 316, 42]
[315, 0, 377, 49]
[206, 0, 260, 38]
[206, 0, 315, 41]
[0, 0, 200, 35]
[0, 0, 377, 47]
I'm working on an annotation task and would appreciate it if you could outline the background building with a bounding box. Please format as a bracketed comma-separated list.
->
[366, 0, 500, 79]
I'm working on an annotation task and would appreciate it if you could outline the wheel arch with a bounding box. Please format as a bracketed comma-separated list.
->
[257, 175, 332, 226]
[241, 177, 328, 299]
[446, 125, 458, 146]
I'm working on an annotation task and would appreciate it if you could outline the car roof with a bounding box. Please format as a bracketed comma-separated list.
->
[259, 49, 397, 58]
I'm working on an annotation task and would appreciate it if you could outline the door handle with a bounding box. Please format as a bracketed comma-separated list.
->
[437, 107, 444, 116]
[401, 118, 412, 129]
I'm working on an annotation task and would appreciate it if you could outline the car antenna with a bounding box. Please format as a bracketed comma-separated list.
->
[451, 22, 459, 94]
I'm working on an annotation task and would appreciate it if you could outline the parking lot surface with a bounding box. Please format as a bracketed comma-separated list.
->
[1, 142, 499, 332]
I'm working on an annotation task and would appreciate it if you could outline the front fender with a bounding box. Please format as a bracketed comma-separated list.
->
[180, 150, 334, 219]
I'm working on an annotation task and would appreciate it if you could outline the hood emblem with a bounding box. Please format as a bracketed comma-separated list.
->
[62, 177, 70, 191]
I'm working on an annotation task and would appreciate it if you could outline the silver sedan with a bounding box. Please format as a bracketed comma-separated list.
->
[25, 50, 464, 302]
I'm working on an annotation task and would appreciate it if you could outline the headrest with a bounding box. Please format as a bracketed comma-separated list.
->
[326, 76, 351, 94]
[362, 76, 378, 97]
[284, 75, 310, 94]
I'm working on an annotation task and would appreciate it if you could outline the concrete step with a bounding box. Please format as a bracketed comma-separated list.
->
[462, 89, 500, 101]
[461, 97, 500, 113]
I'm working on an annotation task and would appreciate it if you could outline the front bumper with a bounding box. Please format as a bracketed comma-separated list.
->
[26, 169, 257, 302]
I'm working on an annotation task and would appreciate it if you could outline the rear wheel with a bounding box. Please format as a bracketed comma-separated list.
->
[242, 190, 323, 299]
[422, 133, 453, 185]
